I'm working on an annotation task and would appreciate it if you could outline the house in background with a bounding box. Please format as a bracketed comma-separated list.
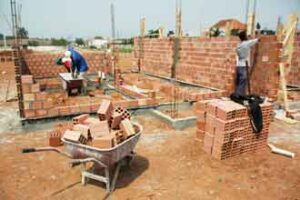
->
[87, 38, 108, 49]
[210, 19, 246, 36]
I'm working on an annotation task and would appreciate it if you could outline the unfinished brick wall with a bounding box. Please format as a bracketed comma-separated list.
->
[23, 51, 108, 78]
[286, 35, 300, 86]
[250, 36, 281, 98]
[176, 37, 237, 92]
[134, 37, 173, 77]
[134, 36, 282, 98]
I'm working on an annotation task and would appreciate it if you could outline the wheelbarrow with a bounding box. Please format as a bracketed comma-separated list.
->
[22, 122, 143, 193]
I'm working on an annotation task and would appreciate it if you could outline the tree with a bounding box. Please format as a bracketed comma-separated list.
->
[147, 29, 159, 38]
[17, 27, 29, 38]
[75, 38, 85, 46]
[51, 38, 68, 46]
[94, 36, 104, 39]
[256, 22, 261, 30]
[0, 33, 4, 40]
[209, 27, 221, 37]
[28, 40, 39, 46]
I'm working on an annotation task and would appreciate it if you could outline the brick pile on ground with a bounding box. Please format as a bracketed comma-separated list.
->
[48, 100, 137, 149]
[194, 99, 272, 160]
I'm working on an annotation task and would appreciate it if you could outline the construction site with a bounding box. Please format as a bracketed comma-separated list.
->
[0, 0, 300, 199]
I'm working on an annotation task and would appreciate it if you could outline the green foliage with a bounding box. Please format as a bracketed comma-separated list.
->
[230, 29, 240, 36]
[209, 27, 222, 37]
[17, 27, 29, 38]
[256, 22, 261, 30]
[147, 29, 159, 38]
[75, 38, 85, 46]
[51, 38, 68, 46]
[0, 33, 3, 40]
[28, 40, 39, 46]
[120, 38, 134, 45]
[94, 36, 104, 39]
[89, 45, 97, 49]
[119, 47, 133, 53]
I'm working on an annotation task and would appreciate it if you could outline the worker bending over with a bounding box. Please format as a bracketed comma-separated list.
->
[235, 31, 259, 96]
[56, 48, 89, 94]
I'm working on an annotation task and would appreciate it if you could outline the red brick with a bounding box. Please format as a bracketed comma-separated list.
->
[23, 93, 35, 101]
[35, 109, 47, 117]
[32, 101, 42, 110]
[24, 109, 35, 118]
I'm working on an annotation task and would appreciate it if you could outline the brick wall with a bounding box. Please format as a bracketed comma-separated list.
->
[250, 36, 281, 98]
[134, 36, 282, 98]
[134, 37, 173, 77]
[287, 35, 300, 86]
[23, 51, 108, 78]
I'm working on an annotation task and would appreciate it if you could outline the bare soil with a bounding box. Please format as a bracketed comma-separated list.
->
[0, 112, 299, 200]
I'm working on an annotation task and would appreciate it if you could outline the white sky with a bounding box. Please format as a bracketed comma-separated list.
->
[0, 0, 299, 39]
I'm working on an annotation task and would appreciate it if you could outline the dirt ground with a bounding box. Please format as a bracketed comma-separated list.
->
[0, 102, 299, 200]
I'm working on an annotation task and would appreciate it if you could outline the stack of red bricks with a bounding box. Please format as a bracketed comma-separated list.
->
[48, 100, 137, 148]
[194, 99, 272, 160]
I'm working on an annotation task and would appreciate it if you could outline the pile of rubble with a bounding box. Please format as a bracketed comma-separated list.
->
[48, 100, 137, 149]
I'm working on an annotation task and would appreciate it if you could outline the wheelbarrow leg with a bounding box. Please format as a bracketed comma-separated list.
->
[110, 162, 122, 192]
[104, 167, 110, 193]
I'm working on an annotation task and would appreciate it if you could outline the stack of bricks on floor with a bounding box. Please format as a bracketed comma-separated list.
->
[48, 99, 136, 149]
[194, 99, 272, 160]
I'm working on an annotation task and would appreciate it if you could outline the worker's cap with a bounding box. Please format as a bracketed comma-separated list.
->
[64, 50, 71, 58]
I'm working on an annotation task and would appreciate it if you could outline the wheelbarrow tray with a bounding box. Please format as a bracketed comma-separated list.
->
[62, 123, 142, 167]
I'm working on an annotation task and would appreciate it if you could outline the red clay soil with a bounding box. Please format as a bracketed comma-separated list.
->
[0, 115, 299, 200]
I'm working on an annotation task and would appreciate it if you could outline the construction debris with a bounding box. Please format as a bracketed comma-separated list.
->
[268, 144, 295, 158]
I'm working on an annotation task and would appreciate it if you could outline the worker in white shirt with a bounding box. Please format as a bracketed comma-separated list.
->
[235, 31, 260, 96]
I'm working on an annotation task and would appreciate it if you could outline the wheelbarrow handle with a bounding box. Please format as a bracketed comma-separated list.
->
[22, 148, 36, 153]
[21, 147, 72, 158]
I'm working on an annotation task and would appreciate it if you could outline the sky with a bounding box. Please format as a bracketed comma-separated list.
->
[0, 0, 299, 39]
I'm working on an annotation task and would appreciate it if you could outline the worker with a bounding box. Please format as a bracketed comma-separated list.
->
[56, 48, 89, 94]
[235, 31, 259, 96]
[63, 48, 89, 79]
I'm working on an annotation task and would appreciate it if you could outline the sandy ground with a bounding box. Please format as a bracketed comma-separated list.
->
[0, 103, 299, 200]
